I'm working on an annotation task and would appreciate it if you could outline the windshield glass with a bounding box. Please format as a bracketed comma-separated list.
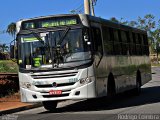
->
[18, 28, 92, 70]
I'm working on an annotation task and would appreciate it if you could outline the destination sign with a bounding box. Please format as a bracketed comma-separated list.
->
[22, 17, 79, 30]
[41, 19, 77, 28]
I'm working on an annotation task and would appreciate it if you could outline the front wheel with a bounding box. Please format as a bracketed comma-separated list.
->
[42, 101, 58, 111]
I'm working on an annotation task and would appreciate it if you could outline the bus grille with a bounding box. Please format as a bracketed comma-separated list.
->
[31, 71, 78, 79]
[35, 82, 75, 88]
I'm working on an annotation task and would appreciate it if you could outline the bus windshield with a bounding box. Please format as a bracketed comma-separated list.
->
[18, 28, 92, 70]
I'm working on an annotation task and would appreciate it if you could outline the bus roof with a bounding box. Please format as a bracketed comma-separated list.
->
[18, 14, 147, 34]
[87, 15, 147, 34]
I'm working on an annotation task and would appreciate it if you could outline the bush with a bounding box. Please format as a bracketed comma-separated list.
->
[0, 79, 19, 97]
[0, 52, 10, 60]
[0, 60, 18, 73]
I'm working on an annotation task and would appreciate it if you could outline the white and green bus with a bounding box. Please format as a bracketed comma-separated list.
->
[16, 14, 151, 111]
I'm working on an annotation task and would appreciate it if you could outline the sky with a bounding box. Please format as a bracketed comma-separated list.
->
[0, 0, 160, 45]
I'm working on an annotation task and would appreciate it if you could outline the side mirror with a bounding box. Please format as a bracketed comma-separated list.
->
[84, 35, 89, 42]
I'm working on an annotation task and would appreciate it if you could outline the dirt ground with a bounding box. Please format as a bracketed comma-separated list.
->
[0, 92, 20, 102]
[0, 92, 30, 111]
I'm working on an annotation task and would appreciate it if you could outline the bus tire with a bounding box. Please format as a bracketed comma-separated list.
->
[42, 101, 58, 111]
[107, 73, 116, 97]
[133, 71, 142, 95]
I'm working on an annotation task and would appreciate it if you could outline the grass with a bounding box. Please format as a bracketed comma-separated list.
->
[0, 60, 18, 73]
[151, 63, 160, 67]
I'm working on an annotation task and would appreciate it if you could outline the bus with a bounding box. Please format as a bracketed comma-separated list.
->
[16, 14, 151, 111]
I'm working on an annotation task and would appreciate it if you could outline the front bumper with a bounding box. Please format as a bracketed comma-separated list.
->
[20, 81, 96, 102]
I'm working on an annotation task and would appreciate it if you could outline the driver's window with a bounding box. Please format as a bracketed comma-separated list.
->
[92, 27, 103, 56]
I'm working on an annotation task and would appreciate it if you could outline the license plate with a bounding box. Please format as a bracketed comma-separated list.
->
[49, 90, 62, 95]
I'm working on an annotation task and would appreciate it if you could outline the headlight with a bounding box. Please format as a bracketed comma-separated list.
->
[79, 77, 93, 85]
[21, 82, 32, 89]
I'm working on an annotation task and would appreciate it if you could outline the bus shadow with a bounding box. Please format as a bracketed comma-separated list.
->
[40, 85, 160, 114]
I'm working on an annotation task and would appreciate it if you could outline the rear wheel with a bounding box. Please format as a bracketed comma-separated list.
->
[107, 73, 116, 97]
[133, 71, 142, 95]
[42, 101, 58, 111]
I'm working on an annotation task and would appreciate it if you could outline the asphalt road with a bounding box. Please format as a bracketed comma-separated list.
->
[10, 67, 160, 120]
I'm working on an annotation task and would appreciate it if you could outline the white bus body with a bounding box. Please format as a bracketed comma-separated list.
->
[16, 14, 151, 110]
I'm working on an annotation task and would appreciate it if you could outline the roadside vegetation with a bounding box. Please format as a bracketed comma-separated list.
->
[0, 60, 18, 73]
[0, 60, 18, 98]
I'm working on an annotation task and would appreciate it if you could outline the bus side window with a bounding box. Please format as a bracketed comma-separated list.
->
[143, 35, 149, 55]
[121, 30, 128, 55]
[113, 29, 122, 55]
[137, 34, 142, 55]
[102, 26, 114, 55]
[132, 33, 137, 55]
[92, 27, 103, 56]
[135, 33, 141, 55]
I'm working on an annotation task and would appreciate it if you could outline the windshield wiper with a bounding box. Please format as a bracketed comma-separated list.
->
[27, 29, 50, 48]
[52, 27, 71, 67]
[57, 27, 70, 46]
[27, 29, 52, 53]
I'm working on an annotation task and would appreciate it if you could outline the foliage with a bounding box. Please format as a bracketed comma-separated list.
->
[0, 44, 9, 52]
[6, 22, 16, 38]
[6, 22, 16, 59]
[0, 79, 18, 98]
[0, 60, 18, 73]
[0, 52, 10, 60]
[110, 17, 119, 23]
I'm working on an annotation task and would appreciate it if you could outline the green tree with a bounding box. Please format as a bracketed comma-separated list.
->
[134, 14, 156, 44]
[6, 22, 16, 59]
[127, 14, 156, 55]
[0, 44, 9, 52]
[128, 21, 138, 27]
[110, 17, 119, 23]
[150, 27, 160, 63]
[6, 22, 16, 39]
[137, 14, 155, 31]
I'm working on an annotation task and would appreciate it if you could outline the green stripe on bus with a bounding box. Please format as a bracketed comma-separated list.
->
[23, 37, 37, 41]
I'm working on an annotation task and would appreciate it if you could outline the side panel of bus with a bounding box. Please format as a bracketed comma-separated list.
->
[90, 20, 151, 97]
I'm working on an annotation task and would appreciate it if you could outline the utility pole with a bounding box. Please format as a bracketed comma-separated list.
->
[84, 0, 91, 15]
[90, 0, 95, 16]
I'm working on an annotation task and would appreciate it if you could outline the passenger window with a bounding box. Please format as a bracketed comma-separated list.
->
[102, 27, 114, 55]
[136, 34, 142, 55]
[113, 29, 122, 55]
[121, 31, 129, 55]
[143, 35, 149, 55]
[113, 30, 119, 42]
[102, 27, 110, 43]
[121, 31, 127, 43]
[131, 33, 137, 55]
